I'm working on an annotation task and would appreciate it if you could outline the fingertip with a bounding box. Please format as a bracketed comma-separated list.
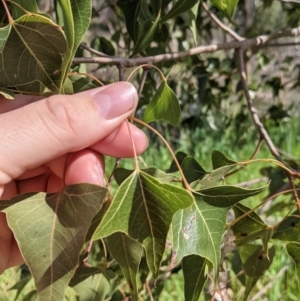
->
[64, 150, 105, 186]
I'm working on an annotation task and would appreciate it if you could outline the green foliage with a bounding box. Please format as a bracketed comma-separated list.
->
[210, 0, 239, 18]
[1, 0, 300, 300]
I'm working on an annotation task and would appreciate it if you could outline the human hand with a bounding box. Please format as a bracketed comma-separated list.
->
[0, 82, 148, 273]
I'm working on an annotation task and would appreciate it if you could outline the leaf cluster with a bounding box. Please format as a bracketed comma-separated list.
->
[1, 0, 300, 301]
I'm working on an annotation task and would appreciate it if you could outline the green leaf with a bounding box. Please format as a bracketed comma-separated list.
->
[197, 164, 236, 189]
[187, 1, 200, 45]
[143, 81, 181, 126]
[240, 244, 275, 301]
[57, 0, 92, 90]
[114, 167, 178, 186]
[210, 0, 239, 18]
[168, 151, 188, 172]
[107, 232, 143, 300]
[93, 170, 194, 277]
[11, 0, 38, 19]
[69, 267, 113, 301]
[0, 15, 67, 94]
[117, 0, 141, 42]
[272, 215, 300, 241]
[172, 185, 266, 278]
[0, 25, 11, 51]
[132, 12, 161, 56]
[211, 150, 237, 169]
[0, 89, 14, 99]
[3, 184, 107, 301]
[286, 242, 300, 285]
[8, 275, 32, 300]
[182, 255, 207, 301]
[231, 203, 268, 246]
[68, 74, 98, 93]
[181, 156, 207, 183]
[161, 0, 199, 22]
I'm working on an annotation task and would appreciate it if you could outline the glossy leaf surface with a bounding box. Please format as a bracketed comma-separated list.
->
[93, 170, 193, 277]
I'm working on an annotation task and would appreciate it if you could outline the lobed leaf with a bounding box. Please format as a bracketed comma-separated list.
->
[172, 185, 267, 278]
[4, 184, 107, 301]
[0, 15, 67, 94]
[231, 203, 268, 246]
[143, 81, 181, 126]
[92, 170, 193, 277]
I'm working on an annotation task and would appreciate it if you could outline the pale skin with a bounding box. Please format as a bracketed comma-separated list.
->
[0, 82, 148, 274]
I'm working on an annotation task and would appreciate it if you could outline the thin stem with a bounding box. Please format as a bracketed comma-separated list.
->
[202, 2, 244, 41]
[225, 138, 264, 178]
[127, 64, 166, 82]
[237, 49, 296, 174]
[227, 188, 300, 228]
[67, 72, 104, 86]
[5, 0, 29, 15]
[118, 64, 125, 81]
[129, 116, 191, 191]
[137, 67, 150, 99]
[125, 119, 139, 171]
[238, 158, 299, 176]
[73, 26, 300, 67]
[1, 0, 13, 23]
[107, 158, 121, 185]
[80, 43, 112, 57]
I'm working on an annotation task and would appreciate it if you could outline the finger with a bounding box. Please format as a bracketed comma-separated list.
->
[64, 150, 105, 186]
[0, 181, 17, 200]
[0, 94, 42, 114]
[90, 122, 148, 158]
[0, 82, 138, 186]
[17, 172, 50, 194]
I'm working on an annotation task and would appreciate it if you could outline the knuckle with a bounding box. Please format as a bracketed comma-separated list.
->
[43, 95, 84, 144]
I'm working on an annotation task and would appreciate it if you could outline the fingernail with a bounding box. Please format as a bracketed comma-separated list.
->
[92, 82, 137, 119]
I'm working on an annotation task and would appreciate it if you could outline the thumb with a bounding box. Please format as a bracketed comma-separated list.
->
[0, 82, 137, 185]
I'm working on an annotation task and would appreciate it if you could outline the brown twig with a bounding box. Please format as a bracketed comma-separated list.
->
[118, 64, 125, 81]
[80, 43, 112, 57]
[237, 49, 288, 166]
[73, 27, 300, 67]
[202, 2, 244, 41]
[137, 67, 150, 99]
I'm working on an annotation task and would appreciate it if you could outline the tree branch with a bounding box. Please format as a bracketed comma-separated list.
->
[73, 27, 300, 67]
[201, 2, 244, 41]
[237, 49, 289, 167]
